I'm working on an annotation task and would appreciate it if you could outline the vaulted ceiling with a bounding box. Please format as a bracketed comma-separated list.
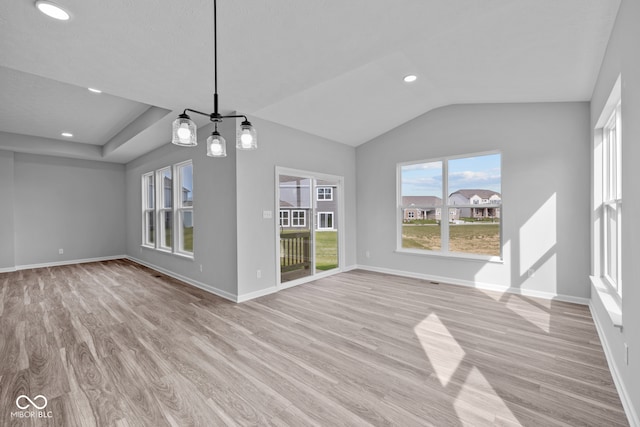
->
[0, 0, 621, 163]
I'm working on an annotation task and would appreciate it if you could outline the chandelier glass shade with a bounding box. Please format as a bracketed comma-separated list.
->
[206, 126, 227, 157]
[172, 114, 198, 147]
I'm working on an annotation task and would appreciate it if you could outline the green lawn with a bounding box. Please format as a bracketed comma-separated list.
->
[402, 224, 500, 256]
[315, 231, 338, 271]
[184, 226, 193, 252]
[163, 226, 194, 253]
[280, 230, 338, 271]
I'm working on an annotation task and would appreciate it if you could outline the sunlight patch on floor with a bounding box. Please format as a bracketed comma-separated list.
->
[454, 366, 519, 426]
[505, 296, 551, 333]
[414, 313, 465, 387]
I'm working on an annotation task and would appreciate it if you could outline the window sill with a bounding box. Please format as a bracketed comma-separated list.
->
[173, 252, 195, 261]
[140, 245, 194, 261]
[590, 276, 622, 328]
[395, 248, 503, 264]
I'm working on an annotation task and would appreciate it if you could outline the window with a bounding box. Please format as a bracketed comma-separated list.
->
[142, 172, 155, 246]
[603, 104, 622, 294]
[594, 85, 622, 297]
[292, 210, 306, 227]
[280, 210, 290, 227]
[176, 161, 194, 255]
[399, 152, 501, 258]
[158, 168, 172, 250]
[317, 187, 333, 201]
[317, 212, 334, 230]
[141, 160, 194, 257]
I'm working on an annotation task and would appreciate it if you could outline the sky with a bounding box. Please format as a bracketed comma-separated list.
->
[401, 153, 501, 197]
[182, 164, 194, 200]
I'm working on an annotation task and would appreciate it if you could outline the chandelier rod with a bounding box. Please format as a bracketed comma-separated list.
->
[214, 0, 218, 115]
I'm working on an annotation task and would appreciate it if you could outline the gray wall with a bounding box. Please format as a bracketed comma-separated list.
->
[125, 121, 238, 299]
[6, 153, 125, 266]
[356, 102, 590, 300]
[590, 0, 640, 422]
[0, 150, 15, 270]
[235, 117, 357, 299]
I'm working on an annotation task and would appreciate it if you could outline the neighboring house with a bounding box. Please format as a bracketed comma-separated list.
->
[401, 196, 442, 221]
[449, 189, 501, 220]
[279, 177, 338, 230]
[315, 181, 338, 230]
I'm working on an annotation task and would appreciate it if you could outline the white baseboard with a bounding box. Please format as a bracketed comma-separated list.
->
[11, 255, 127, 271]
[126, 256, 237, 303]
[0, 266, 17, 273]
[589, 301, 639, 427]
[237, 286, 278, 303]
[354, 264, 589, 305]
[237, 265, 359, 303]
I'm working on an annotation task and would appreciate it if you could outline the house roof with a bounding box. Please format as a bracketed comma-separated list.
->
[402, 196, 442, 206]
[450, 189, 501, 199]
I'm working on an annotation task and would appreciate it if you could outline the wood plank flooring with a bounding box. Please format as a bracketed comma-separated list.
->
[0, 260, 629, 426]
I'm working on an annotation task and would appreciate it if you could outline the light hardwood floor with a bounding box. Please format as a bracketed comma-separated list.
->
[0, 260, 628, 426]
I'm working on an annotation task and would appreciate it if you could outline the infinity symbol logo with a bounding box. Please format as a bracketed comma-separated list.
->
[15, 395, 48, 410]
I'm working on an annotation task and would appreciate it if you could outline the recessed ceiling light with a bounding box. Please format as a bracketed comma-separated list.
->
[61, 132, 73, 137]
[88, 88, 102, 94]
[35, 1, 71, 21]
[403, 75, 417, 83]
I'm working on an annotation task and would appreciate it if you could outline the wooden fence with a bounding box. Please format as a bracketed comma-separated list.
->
[280, 232, 311, 272]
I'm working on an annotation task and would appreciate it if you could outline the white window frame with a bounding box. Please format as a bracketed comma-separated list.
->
[291, 210, 306, 227]
[157, 167, 173, 251]
[142, 172, 155, 247]
[602, 103, 622, 295]
[175, 160, 194, 256]
[141, 160, 194, 258]
[591, 76, 622, 328]
[317, 212, 334, 230]
[397, 151, 502, 261]
[279, 210, 290, 227]
[317, 186, 333, 201]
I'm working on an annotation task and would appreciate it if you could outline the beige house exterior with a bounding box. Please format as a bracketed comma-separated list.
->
[402, 190, 501, 222]
[449, 189, 501, 220]
[401, 196, 442, 221]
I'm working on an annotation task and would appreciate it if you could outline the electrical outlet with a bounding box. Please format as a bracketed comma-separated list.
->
[257, 269, 262, 279]
[365, 250, 371, 258]
[199, 264, 203, 272]
[58, 248, 64, 255]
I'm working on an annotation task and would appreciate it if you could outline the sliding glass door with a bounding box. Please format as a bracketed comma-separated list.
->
[277, 169, 342, 285]
[279, 174, 313, 282]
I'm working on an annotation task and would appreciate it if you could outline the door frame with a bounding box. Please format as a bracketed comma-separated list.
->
[275, 166, 345, 290]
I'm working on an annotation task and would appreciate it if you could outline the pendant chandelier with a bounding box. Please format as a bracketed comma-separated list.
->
[171, 0, 257, 157]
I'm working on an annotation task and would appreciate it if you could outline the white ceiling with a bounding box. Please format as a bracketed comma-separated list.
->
[0, 0, 621, 163]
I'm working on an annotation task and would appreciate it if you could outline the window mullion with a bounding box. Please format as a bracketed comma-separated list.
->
[172, 164, 178, 253]
[155, 170, 162, 249]
[442, 159, 449, 252]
